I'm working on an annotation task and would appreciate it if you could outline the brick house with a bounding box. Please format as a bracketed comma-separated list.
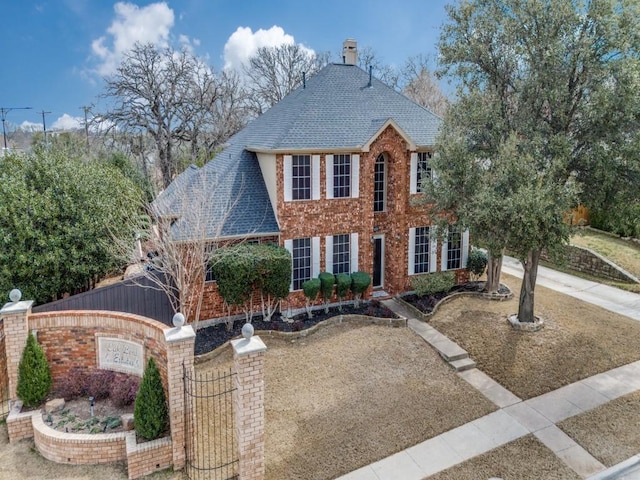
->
[155, 40, 469, 322]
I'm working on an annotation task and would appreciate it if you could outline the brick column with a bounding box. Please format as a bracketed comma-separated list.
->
[163, 323, 196, 470]
[1, 297, 34, 400]
[232, 332, 267, 480]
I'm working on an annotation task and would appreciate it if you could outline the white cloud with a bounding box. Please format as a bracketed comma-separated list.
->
[223, 25, 314, 71]
[91, 2, 174, 76]
[19, 121, 42, 132]
[51, 114, 84, 131]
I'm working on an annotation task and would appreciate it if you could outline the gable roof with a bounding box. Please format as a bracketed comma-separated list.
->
[154, 63, 441, 241]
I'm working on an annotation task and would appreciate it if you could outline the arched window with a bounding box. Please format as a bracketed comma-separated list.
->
[373, 153, 386, 212]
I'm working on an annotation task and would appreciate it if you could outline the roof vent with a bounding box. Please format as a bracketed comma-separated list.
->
[342, 39, 357, 65]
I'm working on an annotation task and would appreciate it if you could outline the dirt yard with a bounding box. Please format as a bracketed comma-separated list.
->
[200, 322, 497, 480]
[429, 273, 640, 399]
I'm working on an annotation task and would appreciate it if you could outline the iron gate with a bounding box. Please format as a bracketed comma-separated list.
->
[184, 366, 238, 480]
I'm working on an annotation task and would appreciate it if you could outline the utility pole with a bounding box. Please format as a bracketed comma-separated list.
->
[39, 110, 51, 146]
[80, 105, 91, 153]
[1, 106, 33, 150]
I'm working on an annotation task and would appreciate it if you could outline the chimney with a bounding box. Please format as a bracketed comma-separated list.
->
[342, 39, 357, 65]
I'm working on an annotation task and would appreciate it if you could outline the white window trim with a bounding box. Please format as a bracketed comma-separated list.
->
[441, 227, 469, 271]
[325, 232, 359, 273]
[285, 236, 320, 291]
[408, 226, 438, 275]
[283, 154, 320, 202]
[410, 152, 418, 195]
[326, 154, 359, 199]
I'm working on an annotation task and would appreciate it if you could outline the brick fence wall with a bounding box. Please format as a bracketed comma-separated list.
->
[1, 302, 195, 480]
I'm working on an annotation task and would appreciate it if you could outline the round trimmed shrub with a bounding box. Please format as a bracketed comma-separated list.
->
[350, 271, 371, 306]
[17, 332, 52, 408]
[335, 273, 351, 299]
[302, 278, 321, 301]
[134, 357, 168, 440]
[466, 248, 488, 280]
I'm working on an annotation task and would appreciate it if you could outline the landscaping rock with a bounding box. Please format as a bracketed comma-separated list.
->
[121, 413, 134, 431]
[45, 398, 65, 413]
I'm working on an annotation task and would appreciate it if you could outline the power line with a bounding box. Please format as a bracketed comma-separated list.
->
[0, 106, 33, 150]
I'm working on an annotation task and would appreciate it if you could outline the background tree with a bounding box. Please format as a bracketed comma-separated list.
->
[99, 42, 246, 188]
[401, 54, 449, 117]
[434, 0, 640, 322]
[0, 145, 142, 304]
[243, 43, 326, 114]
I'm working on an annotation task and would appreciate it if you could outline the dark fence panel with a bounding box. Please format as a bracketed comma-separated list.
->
[32, 274, 175, 325]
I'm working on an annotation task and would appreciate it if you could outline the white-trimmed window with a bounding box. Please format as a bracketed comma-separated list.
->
[285, 237, 320, 290]
[408, 226, 438, 275]
[325, 233, 359, 274]
[284, 154, 320, 201]
[374, 153, 386, 212]
[326, 154, 359, 199]
[410, 152, 433, 194]
[441, 225, 470, 271]
[205, 244, 218, 282]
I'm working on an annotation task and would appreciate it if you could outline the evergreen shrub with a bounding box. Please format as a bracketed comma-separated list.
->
[412, 271, 456, 297]
[17, 332, 52, 408]
[134, 358, 168, 440]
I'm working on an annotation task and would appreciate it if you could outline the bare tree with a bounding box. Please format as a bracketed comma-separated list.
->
[111, 166, 244, 329]
[401, 55, 449, 117]
[99, 43, 246, 189]
[357, 45, 399, 89]
[243, 44, 325, 114]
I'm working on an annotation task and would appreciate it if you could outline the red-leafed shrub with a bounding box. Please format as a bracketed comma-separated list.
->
[110, 374, 140, 408]
[85, 370, 115, 400]
[54, 367, 89, 400]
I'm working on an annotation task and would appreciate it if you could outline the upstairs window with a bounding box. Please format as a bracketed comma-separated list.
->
[284, 155, 320, 202]
[332, 155, 351, 198]
[326, 154, 359, 199]
[374, 154, 386, 212]
[292, 154, 311, 200]
[410, 151, 434, 194]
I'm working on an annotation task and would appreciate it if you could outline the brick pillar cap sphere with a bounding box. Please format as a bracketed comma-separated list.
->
[231, 336, 267, 356]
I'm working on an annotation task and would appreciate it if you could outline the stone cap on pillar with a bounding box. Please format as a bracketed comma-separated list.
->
[1, 300, 34, 316]
[231, 324, 267, 356]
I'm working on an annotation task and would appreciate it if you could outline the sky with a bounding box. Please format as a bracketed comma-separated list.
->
[3, 0, 451, 133]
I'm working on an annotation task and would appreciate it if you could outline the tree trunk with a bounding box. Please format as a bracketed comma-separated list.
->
[484, 252, 503, 293]
[518, 249, 541, 323]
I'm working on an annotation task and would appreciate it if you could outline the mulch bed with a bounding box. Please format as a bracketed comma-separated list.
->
[194, 300, 397, 355]
[401, 281, 511, 314]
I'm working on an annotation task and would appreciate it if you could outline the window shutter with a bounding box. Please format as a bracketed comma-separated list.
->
[350, 232, 359, 272]
[462, 229, 470, 269]
[408, 227, 416, 275]
[351, 154, 360, 198]
[312, 237, 321, 277]
[283, 155, 292, 202]
[325, 235, 333, 273]
[326, 155, 334, 199]
[441, 227, 449, 271]
[429, 227, 438, 273]
[312, 154, 321, 200]
[284, 239, 294, 290]
[410, 152, 418, 194]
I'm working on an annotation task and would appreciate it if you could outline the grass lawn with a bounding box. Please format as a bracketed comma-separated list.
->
[559, 391, 640, 467]
[429, 273, 640, 399]
[426, 435, 581, 480]
[570, 228, 640, 291]
[200, 322, 497, 480]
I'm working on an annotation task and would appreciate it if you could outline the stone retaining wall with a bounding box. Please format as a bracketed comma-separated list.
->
[544, 245, 639, 284]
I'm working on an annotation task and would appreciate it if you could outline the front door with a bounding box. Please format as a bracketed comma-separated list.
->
[373, 236, 384, 288]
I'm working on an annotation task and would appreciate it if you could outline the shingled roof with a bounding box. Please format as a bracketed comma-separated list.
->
[154, 62, 441, 242]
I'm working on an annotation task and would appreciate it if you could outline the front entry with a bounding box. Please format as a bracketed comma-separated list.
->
[373, 236, 384, 288]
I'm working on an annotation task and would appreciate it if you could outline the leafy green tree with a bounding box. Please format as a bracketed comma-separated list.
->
[0, 145, 143, 304]
[17, 332, 52, 408]
[431, 0, 640, 322]
[302, 278, 321, 319]
[134, 357, 168, 441]
[318, 272, 335, 314]
[254, 244, 292, 321]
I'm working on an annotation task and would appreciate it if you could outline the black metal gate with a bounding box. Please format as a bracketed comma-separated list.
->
[184, 366, 238, 480]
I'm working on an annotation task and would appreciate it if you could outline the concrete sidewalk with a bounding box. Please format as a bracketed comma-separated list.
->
[502, 255, 640, 321]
